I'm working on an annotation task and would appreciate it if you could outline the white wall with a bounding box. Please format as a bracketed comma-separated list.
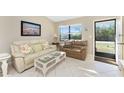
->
[0, 16, 56, 53]
[122, 16, 124, 59]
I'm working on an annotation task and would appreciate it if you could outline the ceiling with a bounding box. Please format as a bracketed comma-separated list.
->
[47, 16, 82, 22]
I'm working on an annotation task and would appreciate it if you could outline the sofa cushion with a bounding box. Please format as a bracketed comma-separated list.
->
[71, 48, 81, 53]
[24, 52, 41, 66]
[42, 43, 49, 50]
[74, 40, 87, 46]
[31, 44, 42, 52]
[63, 45, 72, 48]
[20, 44, 33, 54]
[24, 47, 56, 66]
[64, 40, 73, 46]
[72, 45, 82, 49]
[63, 48, 72, 51]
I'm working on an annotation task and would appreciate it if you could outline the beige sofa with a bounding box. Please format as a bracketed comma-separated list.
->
[11, 39, 57, 73]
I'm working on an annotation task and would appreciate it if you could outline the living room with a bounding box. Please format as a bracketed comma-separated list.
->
[1, 0, 124, 93]
[0, 16, 124, 77]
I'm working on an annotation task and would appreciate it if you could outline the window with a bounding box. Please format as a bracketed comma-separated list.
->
[59, 24, 82, 40]
[59, 26, 69, 40]
[70, 25, 82, 40]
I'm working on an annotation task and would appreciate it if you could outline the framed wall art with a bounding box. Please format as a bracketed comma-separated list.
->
[21, 21, 41, 36]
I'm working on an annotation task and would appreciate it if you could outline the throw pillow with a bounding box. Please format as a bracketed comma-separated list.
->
[31, 44, 42, 52]
[42, 42, 49, 50]
[65, 40, 72, 46]
[20, 44, 33, 54]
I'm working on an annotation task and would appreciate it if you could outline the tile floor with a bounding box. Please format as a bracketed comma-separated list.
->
[5, 56, 124, 77]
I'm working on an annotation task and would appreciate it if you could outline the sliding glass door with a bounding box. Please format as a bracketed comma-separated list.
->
[95, 19, 116, 62]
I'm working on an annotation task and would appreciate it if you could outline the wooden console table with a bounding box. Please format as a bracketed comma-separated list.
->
[52, 42, 60, 50]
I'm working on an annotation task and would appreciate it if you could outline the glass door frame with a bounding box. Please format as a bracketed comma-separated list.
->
[94, 19, 116, 60]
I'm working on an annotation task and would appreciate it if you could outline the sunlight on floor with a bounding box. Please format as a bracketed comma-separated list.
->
[78, 67, 99, 75]
[3, 56, 123, 77]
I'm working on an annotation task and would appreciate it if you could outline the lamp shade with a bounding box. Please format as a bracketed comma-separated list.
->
[54, 34, 58, 37]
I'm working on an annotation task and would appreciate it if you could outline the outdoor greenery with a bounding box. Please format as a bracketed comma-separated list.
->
[61, 33, 82, 40]
[95, 20, 116, 54]
[96, 41, 115, 54]
[70, 33, 82, 40]
[61, 34, 69, 40]
[96, 23, 115, 41]
[60, 25, 82, 40]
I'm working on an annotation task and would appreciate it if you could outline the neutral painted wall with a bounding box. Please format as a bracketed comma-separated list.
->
[122, 16, 124, 59]
[55, 16, 121, 58]
[0, 16, 56, 53]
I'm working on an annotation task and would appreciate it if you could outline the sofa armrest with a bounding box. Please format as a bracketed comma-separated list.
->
[11, 53, 25, 72]
[49, 45, 57, 49]
[80, 46, 87, 52]
[81, 46, 87, 50]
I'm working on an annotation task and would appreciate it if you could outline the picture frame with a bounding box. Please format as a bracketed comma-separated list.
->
[21, 21, 41, 36]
